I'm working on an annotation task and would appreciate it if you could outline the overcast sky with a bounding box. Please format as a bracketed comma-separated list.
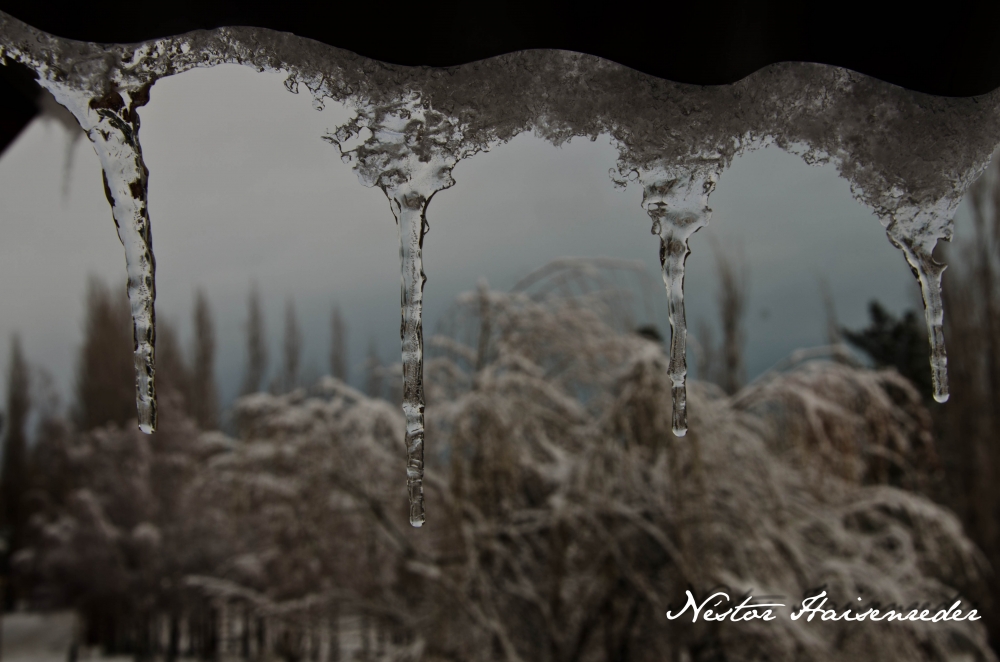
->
[0, 63, 975, 414]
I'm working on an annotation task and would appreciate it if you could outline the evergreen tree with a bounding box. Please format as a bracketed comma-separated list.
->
[842, 300, 932, 398]
[189, 289, 219, 428]
[282, 298, 302, 393]
[75, 277, 134, 429]
[0, 335, 29, 557]
[241, 283, 268, 396]
[634, 325, 663, 343]
[364, 340, 383, 399]
[155, 318, 191, 404]
[330, 304, 347, 382]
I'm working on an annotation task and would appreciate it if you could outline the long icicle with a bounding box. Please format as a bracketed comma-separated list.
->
[329, 96, 463, 527]
[392, 188, 430, 527]
[44, 82, 158, 432]
[641, 173, 714, 437]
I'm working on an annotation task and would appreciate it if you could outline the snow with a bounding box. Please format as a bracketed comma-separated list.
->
[1, 612, 74, 662]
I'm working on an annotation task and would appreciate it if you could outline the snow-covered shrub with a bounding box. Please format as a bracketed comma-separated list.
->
[15, 390, 226, 633]
[16, 263, 994, 662]
[181, 272, 993, 662]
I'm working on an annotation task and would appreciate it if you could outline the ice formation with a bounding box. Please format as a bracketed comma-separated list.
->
[323, 96, 474, 526]
[33, 74, 158, 432]
[639, 168, 717, 435]
[2, 10, 999, 522]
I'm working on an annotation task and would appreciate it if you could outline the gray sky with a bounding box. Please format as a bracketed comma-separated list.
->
[0, 63, 967, 413]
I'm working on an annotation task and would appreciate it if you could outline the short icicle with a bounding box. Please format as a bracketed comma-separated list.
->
[885, 220, 949, 403]
[42, 81, 159, 432]
[640, 170, 716, 437]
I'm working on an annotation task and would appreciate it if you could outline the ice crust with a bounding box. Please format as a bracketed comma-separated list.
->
[3, 10, 999, 521]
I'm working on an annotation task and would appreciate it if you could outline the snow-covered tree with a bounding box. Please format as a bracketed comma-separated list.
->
[181, 263, 993, 662]
[14, 260, 995, 662]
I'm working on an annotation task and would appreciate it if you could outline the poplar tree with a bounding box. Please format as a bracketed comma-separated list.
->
[189, 289, 219, 428]
[75, 277, 134, 429]
[364, 340, 383, 399]
[330, 304, 347, 382]
[241, 283, 268, 396]
[282, 298, 302, 393]
[0, 335, 29, 555]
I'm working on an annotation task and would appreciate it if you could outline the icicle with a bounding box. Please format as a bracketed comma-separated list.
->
[393, 186, 431, 527]
[639, 169, 716, 436]
[884, 213, 951, 403]
[386, 160, 459, 527]
[327, 98, 464, 526]
[41, 81, 159, 432]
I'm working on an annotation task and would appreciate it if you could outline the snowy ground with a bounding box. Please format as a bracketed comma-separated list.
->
[1, 612, 74, 662]
[1, 611, 387, 662]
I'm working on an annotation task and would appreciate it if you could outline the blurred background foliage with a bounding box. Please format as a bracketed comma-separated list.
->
[1, 162, 1000, 661]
